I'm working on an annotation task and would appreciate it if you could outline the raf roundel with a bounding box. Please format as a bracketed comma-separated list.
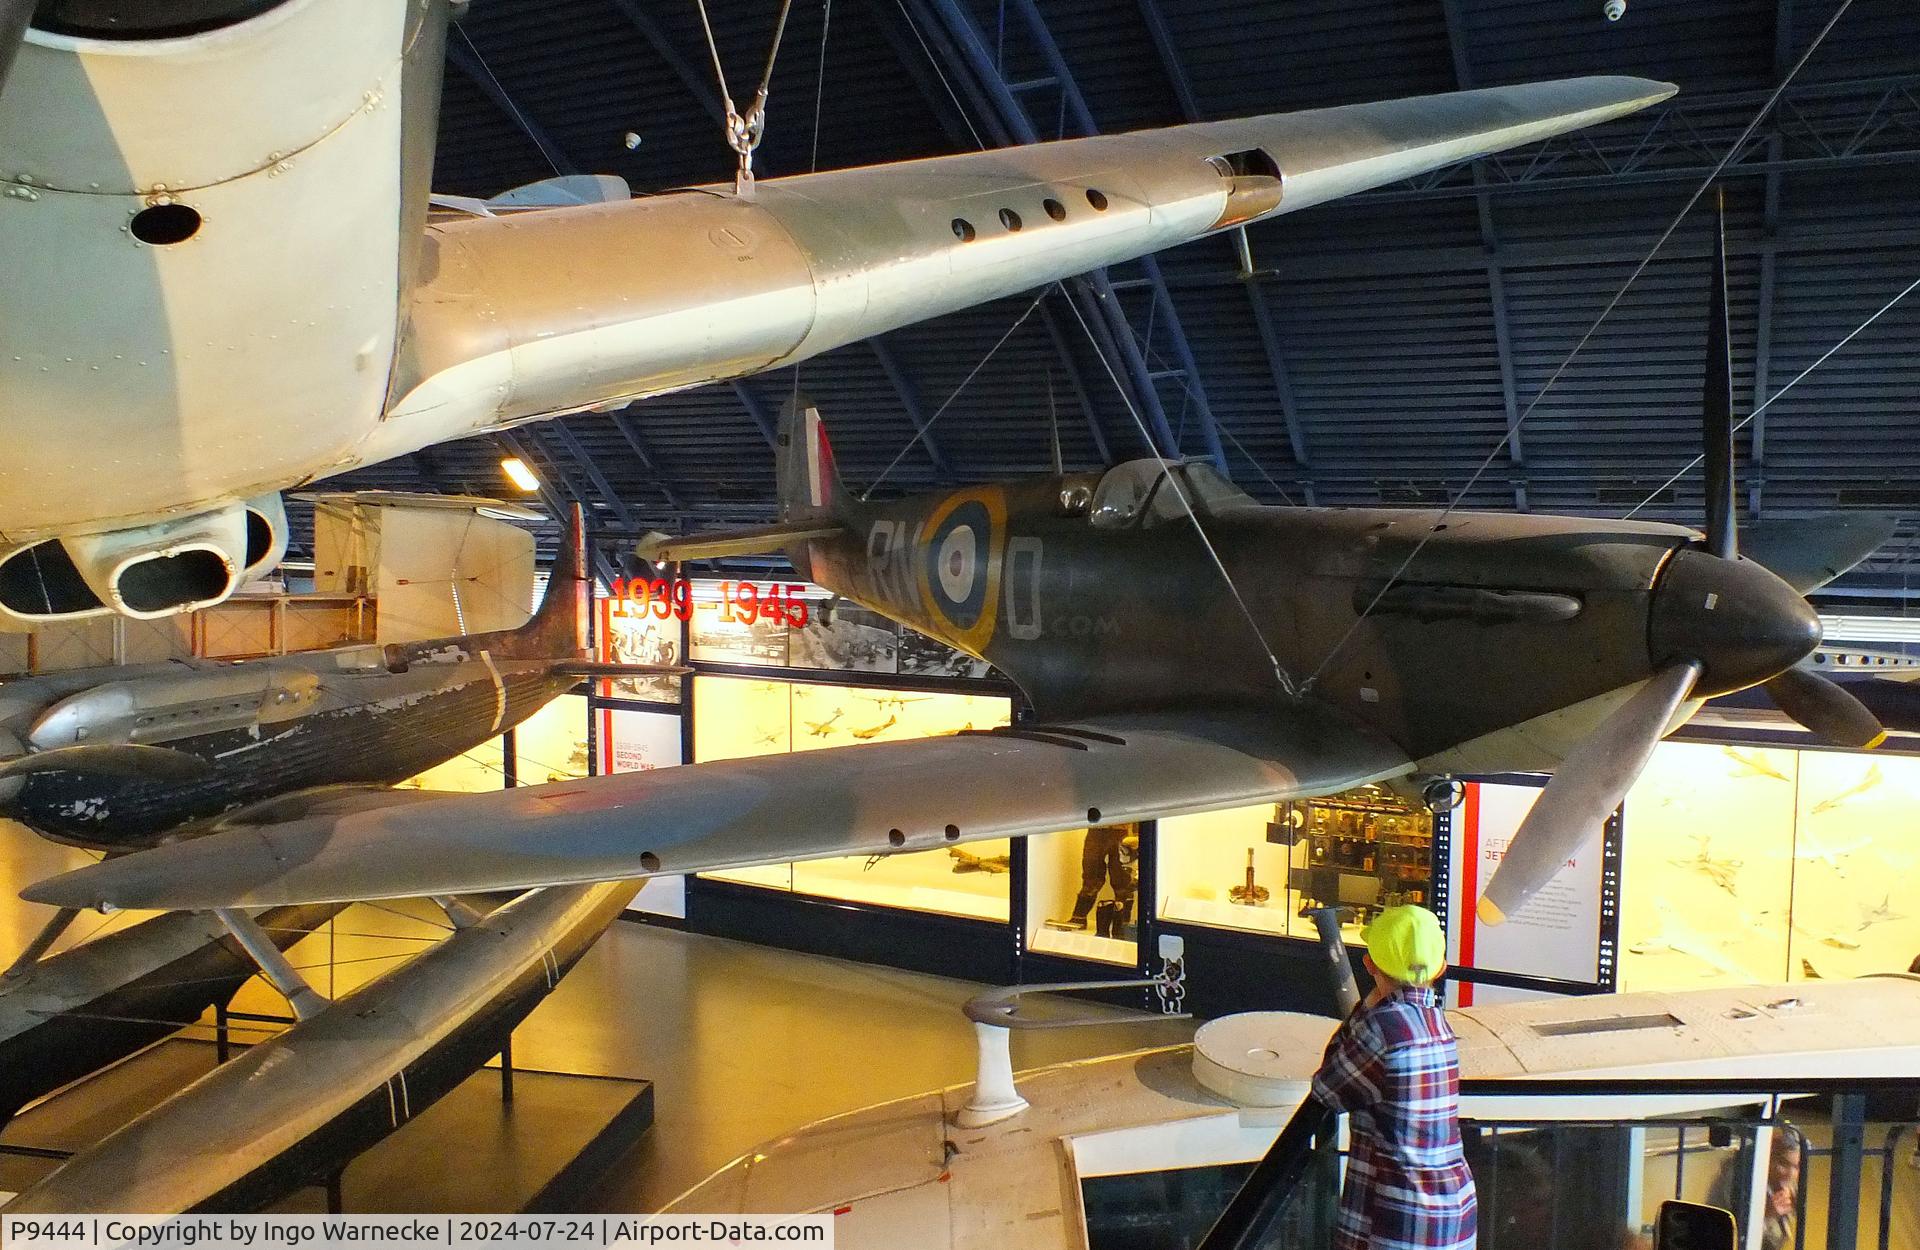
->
[917, 489, 1007, 652]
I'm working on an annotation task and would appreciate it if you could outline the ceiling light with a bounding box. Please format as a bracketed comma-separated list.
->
[500, 457, 540, 493]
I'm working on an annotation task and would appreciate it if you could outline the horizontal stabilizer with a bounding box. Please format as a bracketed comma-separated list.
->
[637, 522, 845, 564]
[23, 708, 1409, 911]
[0, 744, 210, 783]
[1742, 514, 1900, 594]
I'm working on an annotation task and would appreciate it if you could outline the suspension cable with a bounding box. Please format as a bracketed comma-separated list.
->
[1293, 0, 1858, 696]
[694, 0, 795, 194]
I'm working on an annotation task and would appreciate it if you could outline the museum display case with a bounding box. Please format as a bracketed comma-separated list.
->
[406, 740, 507, 793]
[692, 673, 1015, 921]
[1026, 825, 1141, 966]
[1158, 786, 1433, 944]
[1618, 740, 1920, 991]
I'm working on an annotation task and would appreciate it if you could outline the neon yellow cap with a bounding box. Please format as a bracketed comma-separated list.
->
[1361, 904, 1447, 986]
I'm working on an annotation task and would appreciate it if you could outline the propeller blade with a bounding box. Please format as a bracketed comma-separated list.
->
[1479, 660, 1703, 925]
[0, 744, 213, 783]
[1702, 187, 1737, 561]
[1763, 667, 1888, 749]
[1839, 676, 1920, 736]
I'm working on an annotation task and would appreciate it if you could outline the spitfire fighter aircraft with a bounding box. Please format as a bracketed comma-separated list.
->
[0, 0, 1674, 624]
[25, 207, 1898, 931]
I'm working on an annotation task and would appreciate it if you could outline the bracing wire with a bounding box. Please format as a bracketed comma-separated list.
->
[452, 24, 564, 179]
[859, 286, 1054, 499]
[1293, 0, 1859, 696]
[809, 0, 833, 175]
[694, 0, 795, 189]
[894, 0, 986, 150]
[1621, 272, 1920, 520]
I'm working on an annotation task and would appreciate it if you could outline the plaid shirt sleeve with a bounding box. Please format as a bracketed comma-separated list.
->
[1312, 1010, 1386, 1114]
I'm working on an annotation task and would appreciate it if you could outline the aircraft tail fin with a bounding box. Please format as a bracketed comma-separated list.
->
[777, 393, 851, 524]
[506, 503, 590, 660]
[633, 394, 856, 572]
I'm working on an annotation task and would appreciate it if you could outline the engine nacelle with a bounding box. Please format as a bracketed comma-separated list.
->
[0, 493, 284, 624]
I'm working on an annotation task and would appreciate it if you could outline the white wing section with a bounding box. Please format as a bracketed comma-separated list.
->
[25, 709, 1410, 911]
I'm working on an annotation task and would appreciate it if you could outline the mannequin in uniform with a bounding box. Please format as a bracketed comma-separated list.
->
[1047, 825, 1138, 934]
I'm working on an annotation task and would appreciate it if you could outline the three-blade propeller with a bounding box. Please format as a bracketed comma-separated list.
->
[1478, 191, 1888, 925]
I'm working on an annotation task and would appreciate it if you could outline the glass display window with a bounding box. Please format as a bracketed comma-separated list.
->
[693, 673, 1014, 921]
[1618, 741, 1797, 991]
[1291, 792, 1434, 941]
[1159, 787, 1433, 942]
[1158, 804, 1300, 937]
[1027, 825, 1140, 965]
[514, 693, 591, 785]
[1787, 750, 1920, 982]
[692, 675, 798, 892]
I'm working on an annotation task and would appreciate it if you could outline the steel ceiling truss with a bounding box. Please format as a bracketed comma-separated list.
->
[1439, 0, 1527, 512]
[868, 338, 953, 478]
[1130, 0, 1310, 497]
[906, 0, 1226, 472]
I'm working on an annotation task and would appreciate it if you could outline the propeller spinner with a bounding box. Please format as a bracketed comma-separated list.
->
[1478, 191, 1885, 925]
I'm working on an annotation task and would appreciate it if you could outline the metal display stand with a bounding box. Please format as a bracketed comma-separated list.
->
[0, 1022, 653, 1213]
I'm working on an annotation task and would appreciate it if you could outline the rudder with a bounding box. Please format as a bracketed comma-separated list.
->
[777, 394, 849, 523]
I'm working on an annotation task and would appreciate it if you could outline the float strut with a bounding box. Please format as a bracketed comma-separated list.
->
[213, 908, 329, 1020]
[433, 895, 487, 929]
[3, 907, 80, 979]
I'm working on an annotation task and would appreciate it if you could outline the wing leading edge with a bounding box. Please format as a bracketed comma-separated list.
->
[24, 707, 1410, 911]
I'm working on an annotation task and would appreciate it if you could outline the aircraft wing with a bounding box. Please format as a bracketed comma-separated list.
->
[24, 707, 1410, 911]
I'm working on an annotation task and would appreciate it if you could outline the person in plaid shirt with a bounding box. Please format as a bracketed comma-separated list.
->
[1311, 904, 1477, 1250]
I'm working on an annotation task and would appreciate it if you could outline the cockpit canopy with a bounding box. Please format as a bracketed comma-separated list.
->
[1087, 460, 1254, 529]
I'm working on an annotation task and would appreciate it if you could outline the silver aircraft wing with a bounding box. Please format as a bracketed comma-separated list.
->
[24, 708, 1411, 911]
